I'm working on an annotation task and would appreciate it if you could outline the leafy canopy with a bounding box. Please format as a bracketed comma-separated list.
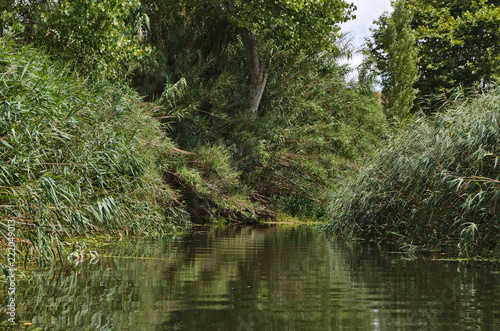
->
[225, 0, 356, 52]
[368, 0, 500, 113]
[413, 0, 500, 97]
[1, 0, 148, 80]
[150, 0, 356, 53]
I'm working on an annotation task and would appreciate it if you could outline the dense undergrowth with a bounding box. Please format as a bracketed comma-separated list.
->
[0, 39, 190, 265]
[325, 91, 500, 258]
[134, 11, 387, 220]
[254, 49, 386, 218]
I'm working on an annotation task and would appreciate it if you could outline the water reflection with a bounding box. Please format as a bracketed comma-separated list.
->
[2, 224, 500, 330]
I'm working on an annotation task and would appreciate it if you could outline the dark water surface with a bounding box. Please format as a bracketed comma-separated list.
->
[4, 224, 500, 330]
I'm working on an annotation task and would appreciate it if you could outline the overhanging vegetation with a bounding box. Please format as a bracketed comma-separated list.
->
[0, 39, 190, 264]
[325, 91, 500, 258]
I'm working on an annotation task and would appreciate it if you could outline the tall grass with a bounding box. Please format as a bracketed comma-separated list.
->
[324, 90, 500, 257]
[0, 38, 190, 265]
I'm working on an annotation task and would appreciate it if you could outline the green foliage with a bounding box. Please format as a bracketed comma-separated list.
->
[137, 0, 357, 113]
[133, 1, 387, 221]
[0, 0, 388, 267]
[0, 0, 385, 232]
[325, 89, 500, 257]
[251, 49, 387, 217]
[165, 145, 263, 222]
[413, 0, 500, 109]
[225, 0, 356, 53]
[0, 38, 189, 264]
[368, 0, 500, 113]
[141, 0, 355, 53]
[1, 0, 148, 80]
[142, 40, 386, 220]
[367, 0, 419, 120]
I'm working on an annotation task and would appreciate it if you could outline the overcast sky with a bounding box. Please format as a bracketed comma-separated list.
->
[339, 0, 393, 74]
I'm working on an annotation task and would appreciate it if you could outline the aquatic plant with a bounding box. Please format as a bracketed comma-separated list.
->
[325, 89, 500, 257]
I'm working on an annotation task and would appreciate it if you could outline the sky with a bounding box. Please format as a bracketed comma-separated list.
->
[339, 0, 393, 75]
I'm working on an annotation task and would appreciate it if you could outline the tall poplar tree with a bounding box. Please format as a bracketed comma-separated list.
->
[368, 0, 500, 113]
[367, 0, 419, 120]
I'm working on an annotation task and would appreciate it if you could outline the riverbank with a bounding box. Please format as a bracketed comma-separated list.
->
[0, 39, 192, 265]
[1, 33, 388, 266]
[325, 90, 500, 259]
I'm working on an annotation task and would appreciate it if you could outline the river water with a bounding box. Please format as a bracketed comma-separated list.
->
[4, 224, 500, 330]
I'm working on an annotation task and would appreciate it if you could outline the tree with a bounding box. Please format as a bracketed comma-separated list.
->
[368, 0, 500, 113]
[413, 0, 500, 105]
[1, 0, 148, 80]
[367, 0, 419, 120]
[225, 0, 356, 112]
[141, 0, 356, 113]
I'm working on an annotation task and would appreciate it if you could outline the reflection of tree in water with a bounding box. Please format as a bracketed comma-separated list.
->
[6, 225, 500, 330]
[160, 225, 380, 330]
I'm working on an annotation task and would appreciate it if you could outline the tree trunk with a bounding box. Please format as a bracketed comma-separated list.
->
[238, 27, 268, 114]
[226, 0, 268, 113]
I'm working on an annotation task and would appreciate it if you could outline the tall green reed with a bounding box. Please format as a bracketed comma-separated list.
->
[325, 89, 500, 257]
[0, 38, 190, 266]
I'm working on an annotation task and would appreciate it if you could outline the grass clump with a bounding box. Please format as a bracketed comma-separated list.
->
[0, 38, 190, 265]
[324, 90, 500, 258]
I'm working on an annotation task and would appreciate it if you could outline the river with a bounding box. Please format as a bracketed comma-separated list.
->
[4, 224, 500, 330]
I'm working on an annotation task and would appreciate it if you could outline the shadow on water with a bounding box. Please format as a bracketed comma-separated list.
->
[1, 224, 500, 330]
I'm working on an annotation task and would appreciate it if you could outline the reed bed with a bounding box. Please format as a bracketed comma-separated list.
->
[0, 38, 190, 265]
[325, 90, 500, 257]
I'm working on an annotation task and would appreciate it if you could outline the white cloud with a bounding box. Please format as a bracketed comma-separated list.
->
[339, 0, 393, 72]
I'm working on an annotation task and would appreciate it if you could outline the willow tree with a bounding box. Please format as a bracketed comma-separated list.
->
[226, 0, 356, 112]
[147, 0, 356, 113]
